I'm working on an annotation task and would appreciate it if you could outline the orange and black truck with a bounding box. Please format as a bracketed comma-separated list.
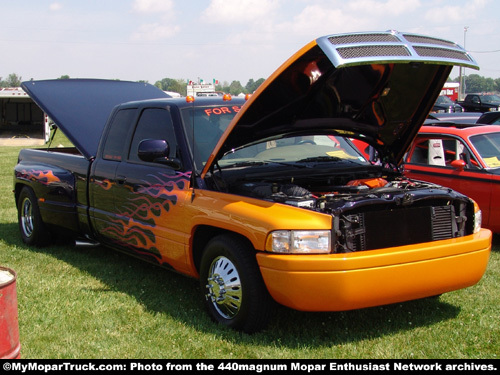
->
[14, 31, 491, 333]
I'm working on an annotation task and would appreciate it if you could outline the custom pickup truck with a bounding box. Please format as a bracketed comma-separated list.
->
[457, 93, 500, 112]
[14, 31, 491, 333]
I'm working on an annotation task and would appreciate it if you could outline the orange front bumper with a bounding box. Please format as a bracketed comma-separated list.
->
[257, 229, 492, 311]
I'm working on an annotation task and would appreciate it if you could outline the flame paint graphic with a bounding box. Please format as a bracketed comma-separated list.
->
[101, 171, 191, 264]
[19, 169, 61, 185]
[94, 178, 114, 190]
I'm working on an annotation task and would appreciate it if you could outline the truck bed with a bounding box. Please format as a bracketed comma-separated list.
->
[15, 147, 91, 237]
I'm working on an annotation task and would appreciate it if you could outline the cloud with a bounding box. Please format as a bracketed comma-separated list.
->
[49, 2, 63, 11]
[424, 0, 491, 23]
[346, 0, 421, 16]
[280, 5, 364, 35]
[131, 0, 179, 41]
[202, 0, 281, 24]
[132, 0, 175, 13]
[130, 23, 180, 42]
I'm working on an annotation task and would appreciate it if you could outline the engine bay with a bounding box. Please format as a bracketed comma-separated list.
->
[209, 165, 473, 253]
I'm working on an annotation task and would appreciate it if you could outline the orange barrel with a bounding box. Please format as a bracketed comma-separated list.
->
[0, 267, 21, 359]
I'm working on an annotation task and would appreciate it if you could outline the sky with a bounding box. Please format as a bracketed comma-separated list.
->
[2, 0, 500, 86]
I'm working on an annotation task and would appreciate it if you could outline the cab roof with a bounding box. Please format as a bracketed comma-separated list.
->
[420, 124, 500, 137]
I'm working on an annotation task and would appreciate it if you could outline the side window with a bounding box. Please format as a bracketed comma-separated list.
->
[442, 138, 479, 168]
[129, 108, 177, 163]
[409, 136, 479, 169]
[102, 109, 136, 161]
[408, 138, 429, 164]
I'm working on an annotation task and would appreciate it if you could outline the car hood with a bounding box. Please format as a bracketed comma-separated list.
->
[21, 79, 169, 159]
[202, 31, 478, 177]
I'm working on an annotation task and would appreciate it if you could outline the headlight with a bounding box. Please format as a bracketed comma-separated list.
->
[473, 200, 482, 234]
[267, 230, 331, 254]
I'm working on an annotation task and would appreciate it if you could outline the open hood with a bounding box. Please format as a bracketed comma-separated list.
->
[21, 79, 169, 159]
[203, 30, 478, 177]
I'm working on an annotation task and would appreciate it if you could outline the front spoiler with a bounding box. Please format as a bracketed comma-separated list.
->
[257, 229, 491, 311]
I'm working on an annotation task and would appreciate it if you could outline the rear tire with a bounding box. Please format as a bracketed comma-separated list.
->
[200, 234, 274, 333]
[17, 186, 51, 246]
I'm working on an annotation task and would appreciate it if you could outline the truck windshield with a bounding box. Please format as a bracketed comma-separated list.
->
[219, 135, 368, 168]
[482, 94, 500, 103]
[181, 104, 241, 170]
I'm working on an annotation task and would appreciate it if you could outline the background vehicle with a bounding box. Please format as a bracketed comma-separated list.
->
[14, 31, 491, 333]
[431, 95, 463, 113]
[404, 124, 500, 233]
[477, 111, 500, 125]
[457, 93, 500, 112]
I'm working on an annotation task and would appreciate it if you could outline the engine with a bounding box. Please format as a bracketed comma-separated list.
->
[228, 176, 473, 253]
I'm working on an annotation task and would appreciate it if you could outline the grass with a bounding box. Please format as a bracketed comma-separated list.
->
[0, 138, 498, 359]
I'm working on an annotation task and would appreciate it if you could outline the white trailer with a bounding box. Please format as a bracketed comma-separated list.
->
[0, 87, 50, 143]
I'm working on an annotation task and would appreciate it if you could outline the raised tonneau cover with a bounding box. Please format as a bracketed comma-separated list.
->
[21, 79, 169, 159]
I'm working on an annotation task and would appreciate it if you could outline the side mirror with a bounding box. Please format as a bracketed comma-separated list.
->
[450, 159, 466, 172]
[137, 139, 182, 170]
[138, 139, 170, 162]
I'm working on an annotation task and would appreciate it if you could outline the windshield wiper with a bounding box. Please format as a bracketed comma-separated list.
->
[297, 156, 342, 163]
[221, 159, 308, 169]
[226, 161, 268, 168]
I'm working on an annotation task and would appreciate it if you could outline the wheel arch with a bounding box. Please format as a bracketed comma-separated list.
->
[14, 181, 32, 204]
[191, 225, 257, 275]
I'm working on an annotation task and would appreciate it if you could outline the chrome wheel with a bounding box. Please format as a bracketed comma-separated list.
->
[205, 256, 242, 319]
[200, 234, 274, 332]
[20, 196, 34, 238]
[17, 186, 51, 246]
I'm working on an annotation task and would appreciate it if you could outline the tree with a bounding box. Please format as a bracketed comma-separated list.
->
[245, 78, 265, 93]
[228, 80, 244, 96]
[451, 73, 500, 94]
[154, 78, 186, 96]
[0, 73, 22, 87]
[464, 74, 495, 93]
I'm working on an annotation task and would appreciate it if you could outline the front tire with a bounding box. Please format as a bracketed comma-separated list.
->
[17, 186, 51, 246]
[200, 234, 274, 333]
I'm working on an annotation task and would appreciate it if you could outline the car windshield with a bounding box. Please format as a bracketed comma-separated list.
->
[482, 94, 500, 103]
[469, 132, 500, 168]
[218, 135, 368, 168]
[436, 96, 453, 104]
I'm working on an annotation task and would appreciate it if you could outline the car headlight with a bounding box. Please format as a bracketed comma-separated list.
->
[266, 230, 331, 254]
[473, 200, 482, 234]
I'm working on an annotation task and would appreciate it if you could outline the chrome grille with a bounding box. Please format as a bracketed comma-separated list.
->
[337, 45, 410, 59]
[414, 46, 473, 62]
[403, 34, 457, 48]
[316, 30, 479, 70]
[328, 33, 399, 45]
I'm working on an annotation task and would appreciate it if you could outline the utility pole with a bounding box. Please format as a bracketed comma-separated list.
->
[459, 26, 469, 101]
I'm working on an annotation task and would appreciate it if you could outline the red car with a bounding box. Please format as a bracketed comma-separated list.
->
[404, 124, 500, 233]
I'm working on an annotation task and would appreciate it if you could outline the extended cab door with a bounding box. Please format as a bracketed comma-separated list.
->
[111, 107, 192, 272]
[89, 107, 138, 240]
[404, 134, 493, 226]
